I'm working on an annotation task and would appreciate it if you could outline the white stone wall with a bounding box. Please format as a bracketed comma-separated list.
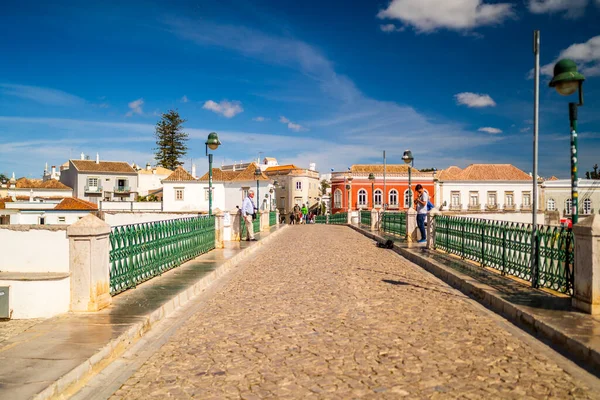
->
[137, 172, 170, 196]
[0, 226, 69, 273]
[10, 211, 92, 225]
[162, 182, 207, 212]
[102, 212, 202, 226]
[222, 181, 272, 212]
[11, 188, 73, 198]
[0, 278, 70, 319]
[99, 201, 163, 211]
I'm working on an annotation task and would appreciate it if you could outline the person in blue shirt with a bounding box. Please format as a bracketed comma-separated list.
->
[414, 184, 429, 243]
[241, 190, 257, 241]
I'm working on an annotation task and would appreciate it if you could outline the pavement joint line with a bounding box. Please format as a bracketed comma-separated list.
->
[31, 225, 288, 400]
[347, 223, 600, 377]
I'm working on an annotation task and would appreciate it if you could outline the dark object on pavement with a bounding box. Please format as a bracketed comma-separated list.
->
[377, 239, 394, 249]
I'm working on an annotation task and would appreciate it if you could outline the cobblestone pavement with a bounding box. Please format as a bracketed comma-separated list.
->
[0, 318, 45, 344]
[111, 226, 598, 399]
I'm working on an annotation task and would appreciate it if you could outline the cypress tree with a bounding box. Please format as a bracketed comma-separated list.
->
[154, 110, 188, 170]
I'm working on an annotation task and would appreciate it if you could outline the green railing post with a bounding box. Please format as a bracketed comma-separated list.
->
[461, 221, 465, 259]
[481, 221, 485, 268]
[501, 226, 506, 276]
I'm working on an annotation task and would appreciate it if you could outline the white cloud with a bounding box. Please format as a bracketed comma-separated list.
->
[126, 98, 144, 117]
[376, 0, 514, 33]
[0, 83, 86, 106]
[520, 127, 531, 133]
[252, 116, 267, 122]
[478, 127, 502, 134]
[455, 92, 496, 108]
[279, 116, 304, 132]
[181, 95, 189, 103]
[202, 100, 243, 118]
[528, 0, 588, 18]
[380, 24, 405, 33]
[540, 35, 600, 78]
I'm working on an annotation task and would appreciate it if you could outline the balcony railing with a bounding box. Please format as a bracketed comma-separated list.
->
[114, 186, 131, 193]
[504, 204, 516, 211]
[485, 204, 498, 211]
[449, 204, 462, 211]
[468, 204, 481, 211]
[85, 185, 103, 193]
[521, 204, 532, 211]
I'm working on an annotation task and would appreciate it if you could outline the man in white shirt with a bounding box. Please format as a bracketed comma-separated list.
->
[241, 190, 257, 241]
[414, 184, 428, 243]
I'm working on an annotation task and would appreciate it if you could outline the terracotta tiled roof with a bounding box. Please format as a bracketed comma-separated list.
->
[264, 157, 277, 161]
[442, 164, 531, 181]
[437, 166, 462, 181]
[199, 163, 269, 182]
[138, 167, 173, 175]
[265, 165, 300, 173]
[54, 198, 98, 210]
[14, 178, 72, 190]
[71, 160, 136, 174]
[349, 164, 426, 176]
[163, 166, 197, 182]
[547, 176, 559, 181]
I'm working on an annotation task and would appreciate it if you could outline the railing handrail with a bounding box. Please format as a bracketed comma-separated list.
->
[110, 214, 211, 230]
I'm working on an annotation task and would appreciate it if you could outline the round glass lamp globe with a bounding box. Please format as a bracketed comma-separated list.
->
[554, 81, 579, 96]
[207, 143, 219, 150]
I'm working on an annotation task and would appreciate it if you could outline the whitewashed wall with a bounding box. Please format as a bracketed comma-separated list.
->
[102, 212, 202, 226]
[439, 182, 539, 211]
[163, 182, 221, 212]
[138, 172, 170, 196]
[12, 188, 73, 198]
[100, 201, 163, 211]
[9, 211, 92, 225]
[222, 181, 272, 211]
[0, 226, 69, 273]
[0, 278, 70, 319]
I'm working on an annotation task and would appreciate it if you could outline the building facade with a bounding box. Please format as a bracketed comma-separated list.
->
[330, 165, 436, 214]
[0, 197, 97, 225]
[541, 178, 600, 218]
[162, 166, 211, 212]
[437, 164, 538, 213]
[136, 164, 172, 196]
[60, 155, 138, 204]
[264, 164, 320, 215]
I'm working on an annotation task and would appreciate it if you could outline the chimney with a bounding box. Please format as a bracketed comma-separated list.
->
[96, 153, 100, 164]
[309, 163, 316, 171]
[80, 152, 85, 160]
[45, 162, 48, 173]
[146, 162, 151, 171]
[51, 166, 56, 175]
[29, 189, 34, 202]
[192, 164, 197, 179]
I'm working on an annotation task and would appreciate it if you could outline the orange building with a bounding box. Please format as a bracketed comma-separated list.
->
[330, 164, 436, 214]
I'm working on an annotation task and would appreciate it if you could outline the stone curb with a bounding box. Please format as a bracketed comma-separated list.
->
[347, 224, 600, 374]
[34, 226, 288, 400]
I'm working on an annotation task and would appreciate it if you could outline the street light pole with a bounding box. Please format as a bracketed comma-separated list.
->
[368, 173, 375, 210]
[205, 132, 221, 216]
[402, 150, 414, 209]
[549, 59, 585, 224]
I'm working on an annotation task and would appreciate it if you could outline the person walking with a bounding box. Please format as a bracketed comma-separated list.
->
[242, 190, 257, 241]
[301, 203, 308, 224]
[414, 184, 428, 243]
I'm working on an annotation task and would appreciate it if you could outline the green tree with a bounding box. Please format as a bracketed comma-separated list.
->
[319, 179, 330, 196]
[154, 110, 188, 170]
[0, 173, 8, 182]
[585, 164, 599, 180]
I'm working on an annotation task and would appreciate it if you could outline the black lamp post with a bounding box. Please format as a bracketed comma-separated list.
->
[205, 132, 221, 216]
[549, 59, 585, 224]
[402, 150, 414, 209]
[254, 167, 262, 211]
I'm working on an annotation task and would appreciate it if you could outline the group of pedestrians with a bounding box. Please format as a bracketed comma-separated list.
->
[289, 203, 312, 224]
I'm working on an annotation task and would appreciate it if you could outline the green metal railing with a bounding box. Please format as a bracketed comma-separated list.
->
[360, 211, 371, 227]
[269, 211, 276, 226]
[109, 216, 215, 295]
[434, 215, 574, 294]
[329, 212, 347, 225]
[381, 212, 407, 237]
[241, 216, 261, 238]
[315, 215, 327, 224]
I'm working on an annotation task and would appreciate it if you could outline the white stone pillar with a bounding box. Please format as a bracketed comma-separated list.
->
[260, 211, 269, 231]
[370, 208, 378, 231]
[572, 215, 600, 314]
[347, 210, 352, 224]
[276, 209, 280, 226]
[406, 209, 418, 243]
[214, 212, 225, 249]
[67, 214, 112, 312]
[426, 213, 434, 249]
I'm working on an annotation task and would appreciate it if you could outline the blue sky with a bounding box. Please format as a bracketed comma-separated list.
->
[1, 0, 599, 179]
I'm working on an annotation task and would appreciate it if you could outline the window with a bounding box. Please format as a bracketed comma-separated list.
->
[374, 189, 382, 206]
[39, 217, 45, 225]
[296, 181, 302, 190]
[175, 188, 184, 201]
[242, 187, 249, 200]
[583, 198, 592, 214]
[204, 188, 209, 201]
[547, 198, 556, 211]
[58, 216, 66, 223]
[401, 189, 410, 208]
[357, 189, 367, 206]
[566, 198, 572, 214]
[505, 192, 514, 206]
[389, 189, 398, 206]
[87, 177, 99, 187]
[487, 192, 497, 206]
[523, 192, 531, 206]
[451, 191, 460, 206]
[469, 192, 479, 206]
[334, 189, 342, 208]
